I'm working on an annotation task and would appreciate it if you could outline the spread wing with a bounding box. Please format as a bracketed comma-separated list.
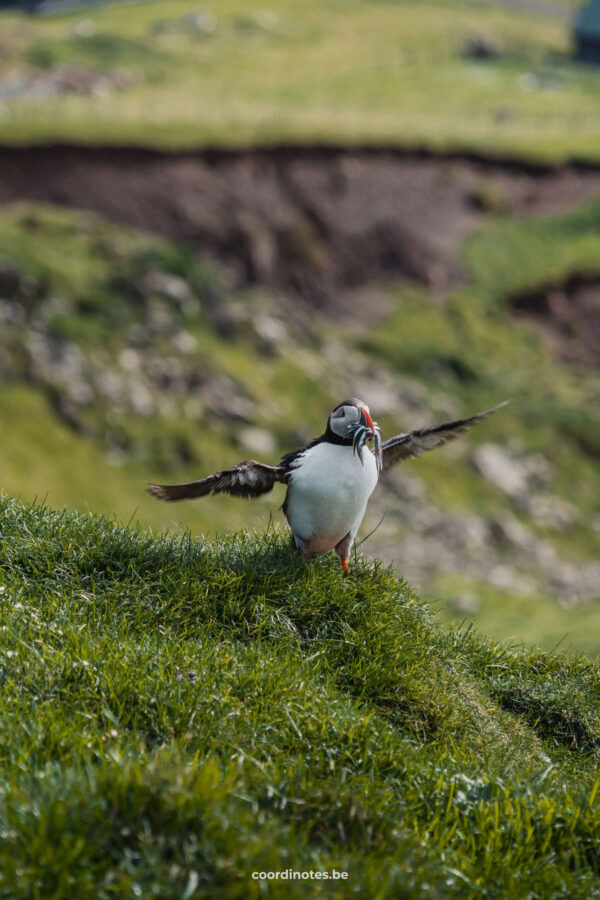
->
[382, 401, 509, 469]
[148, 460, 287, 502]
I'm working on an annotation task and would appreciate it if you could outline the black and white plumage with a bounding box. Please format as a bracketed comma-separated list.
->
[148, 398, 508, 570]
[381, 402, 509, 466]
[147, 460, 286, 501]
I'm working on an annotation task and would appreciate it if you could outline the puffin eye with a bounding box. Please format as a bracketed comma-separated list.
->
[331, 408, 345, 419]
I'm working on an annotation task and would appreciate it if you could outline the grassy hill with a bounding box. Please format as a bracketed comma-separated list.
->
[0, 496, 599, 897]
[1, 0, 600, 161]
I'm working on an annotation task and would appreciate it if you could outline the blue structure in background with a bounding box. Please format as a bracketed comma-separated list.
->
[0, 0, 102, 11]
[575, 1, 600, 62]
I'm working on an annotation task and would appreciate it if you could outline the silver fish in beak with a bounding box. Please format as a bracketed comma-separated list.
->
[347, 407, 383, 475]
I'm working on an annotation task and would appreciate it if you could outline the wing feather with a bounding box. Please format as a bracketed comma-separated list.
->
[148, 460, 287, 502]
[382, 401, 509, 469]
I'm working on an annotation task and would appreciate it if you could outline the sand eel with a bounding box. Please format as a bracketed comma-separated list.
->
[148, 398, 508, 572]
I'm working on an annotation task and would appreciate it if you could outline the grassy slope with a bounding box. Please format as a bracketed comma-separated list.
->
[0, 496, 600, 897]
[1, 0, 600, 161]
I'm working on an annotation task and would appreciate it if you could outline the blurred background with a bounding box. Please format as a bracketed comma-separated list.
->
[0, 0, 599, 654]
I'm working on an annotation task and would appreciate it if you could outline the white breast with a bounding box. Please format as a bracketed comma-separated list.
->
[285, 442, 379, 554]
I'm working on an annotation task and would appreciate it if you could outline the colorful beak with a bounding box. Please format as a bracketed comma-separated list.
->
[349, 408, 383, 474]
[361, 408, 376, 432]
[362, 409, 383, 474]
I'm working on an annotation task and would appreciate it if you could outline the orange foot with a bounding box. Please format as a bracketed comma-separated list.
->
[341, 559, 349, 573]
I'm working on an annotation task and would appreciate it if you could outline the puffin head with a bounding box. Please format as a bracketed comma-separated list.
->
[328, 398, 382, 473]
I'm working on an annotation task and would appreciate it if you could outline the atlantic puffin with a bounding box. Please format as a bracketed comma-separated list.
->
[148, 399, 507, 571]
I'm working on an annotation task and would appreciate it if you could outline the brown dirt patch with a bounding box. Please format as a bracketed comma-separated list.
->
[511, 274, 600, 368]
[1, 144, 600, 307]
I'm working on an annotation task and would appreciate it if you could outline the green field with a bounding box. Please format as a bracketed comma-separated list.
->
[1, 0, 600, 161]
[1, 497, 600, 897]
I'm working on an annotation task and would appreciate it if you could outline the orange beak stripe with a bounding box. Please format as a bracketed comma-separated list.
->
[362, 408, 375, 433]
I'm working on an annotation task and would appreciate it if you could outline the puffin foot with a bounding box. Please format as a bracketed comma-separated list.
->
[335, 530, 353, 575]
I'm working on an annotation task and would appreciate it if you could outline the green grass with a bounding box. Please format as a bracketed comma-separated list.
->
[0, 496, 600, 896]
[2, 0, 600, 161]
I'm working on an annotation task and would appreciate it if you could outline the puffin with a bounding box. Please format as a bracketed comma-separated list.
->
[148, 398, 507, 571]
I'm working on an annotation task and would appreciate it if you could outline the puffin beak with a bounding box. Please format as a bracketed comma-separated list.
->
[362, 408, 383, 475]
[349, 408, 383, 474]
[360, 408, 375, 433]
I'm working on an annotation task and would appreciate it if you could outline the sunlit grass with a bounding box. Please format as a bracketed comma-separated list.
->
[0, 497, 599, 896]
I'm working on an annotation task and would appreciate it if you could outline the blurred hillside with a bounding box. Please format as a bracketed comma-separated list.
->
[0, 0, 597, 159]
[0, 0, 599, 654]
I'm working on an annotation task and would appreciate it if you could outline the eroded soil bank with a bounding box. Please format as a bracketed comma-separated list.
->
[2, 143, 600, 303]
[511, 275, 600, 368]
